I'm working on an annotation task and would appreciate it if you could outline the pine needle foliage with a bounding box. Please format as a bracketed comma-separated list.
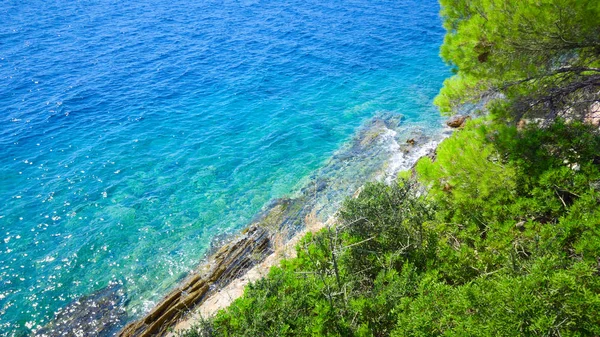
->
[435, 0, 600, 122]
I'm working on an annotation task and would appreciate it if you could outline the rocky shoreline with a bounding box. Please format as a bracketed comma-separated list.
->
[36, 113, 452, 337]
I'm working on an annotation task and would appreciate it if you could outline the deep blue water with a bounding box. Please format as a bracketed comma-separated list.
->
[0, 0, 448, 334]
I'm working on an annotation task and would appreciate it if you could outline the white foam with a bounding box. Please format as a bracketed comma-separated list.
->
[378, 126, 449, 185]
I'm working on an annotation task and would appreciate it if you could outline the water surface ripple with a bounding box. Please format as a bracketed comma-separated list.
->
[0, 0, 448, 334]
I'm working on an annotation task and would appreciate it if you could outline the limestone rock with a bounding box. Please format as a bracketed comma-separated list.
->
[118, 225, 271, 337]
[584, 102, 600, 127]
[446, 115, 470, 128]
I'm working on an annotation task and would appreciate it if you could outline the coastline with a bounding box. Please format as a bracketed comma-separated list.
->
[118, 114, 451, 337]
[36, 113, 451, 337]
[168, 207, 336, 335]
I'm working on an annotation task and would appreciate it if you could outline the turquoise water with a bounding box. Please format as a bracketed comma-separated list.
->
[0, 0, 448, 334]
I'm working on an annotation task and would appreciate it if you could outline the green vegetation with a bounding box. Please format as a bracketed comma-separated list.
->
[180, 1, 600, 336]
[181, 119, 600, 337]
[435, 0, 600, 121]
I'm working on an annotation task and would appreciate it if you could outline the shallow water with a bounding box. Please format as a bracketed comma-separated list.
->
[0, 0, 448, 334]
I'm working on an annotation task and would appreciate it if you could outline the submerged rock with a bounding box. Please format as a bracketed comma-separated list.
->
[36, 284, 127, 337]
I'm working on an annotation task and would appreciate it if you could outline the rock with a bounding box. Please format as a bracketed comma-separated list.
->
[584, 102, 600, 127]
[442, 183, 453, 192]
[570, 163, 581, 171]
[36, 284, 127, 337]
[516, 118, 546, 130]
[515, 221, 526, 230]
[118, 226, 271, 337]
[315, 179, 328, 192]
[355, 113, 403, 149]
[446, 115, 470, 128]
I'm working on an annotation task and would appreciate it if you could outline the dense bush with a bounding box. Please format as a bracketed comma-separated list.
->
[180, 119, 600, 337]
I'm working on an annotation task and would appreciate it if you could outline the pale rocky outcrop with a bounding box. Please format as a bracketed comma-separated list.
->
[584, 102, 600, 127]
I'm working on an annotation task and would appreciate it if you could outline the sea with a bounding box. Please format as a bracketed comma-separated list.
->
[0, 0, 449, 335]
